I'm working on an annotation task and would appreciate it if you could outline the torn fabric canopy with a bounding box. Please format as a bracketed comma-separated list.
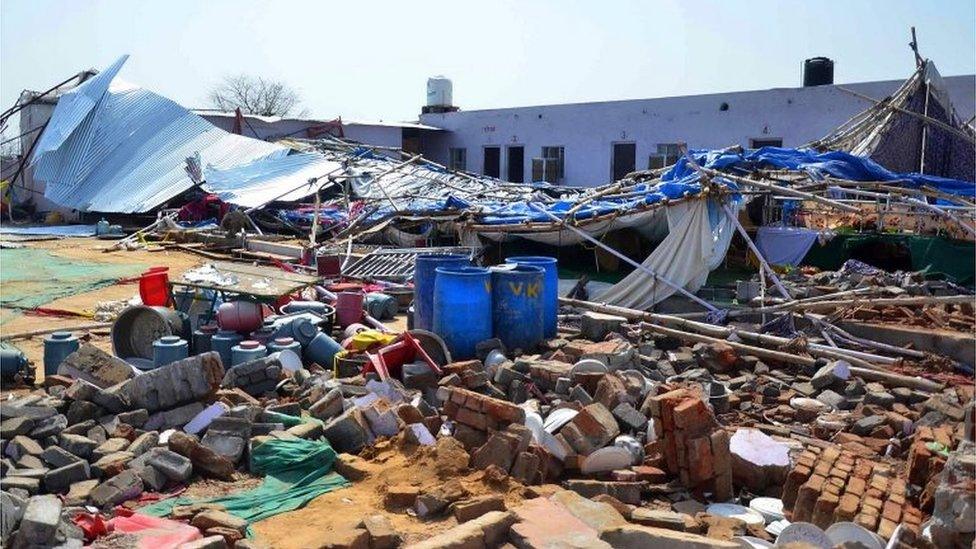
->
[597, 197, 735, 310]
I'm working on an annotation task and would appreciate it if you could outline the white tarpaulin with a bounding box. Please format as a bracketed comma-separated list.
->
[597, 198, 735, 310]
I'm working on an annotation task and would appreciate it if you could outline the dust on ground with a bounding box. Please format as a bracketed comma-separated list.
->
[1, 236, 202, 369]
[253, 437, 530, 549]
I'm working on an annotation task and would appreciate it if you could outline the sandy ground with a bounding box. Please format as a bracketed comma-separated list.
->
[1, 236, 203, 374]
[252, 438, 530, 548]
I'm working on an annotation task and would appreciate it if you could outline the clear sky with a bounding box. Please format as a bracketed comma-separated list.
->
[2, 0, 974, 125]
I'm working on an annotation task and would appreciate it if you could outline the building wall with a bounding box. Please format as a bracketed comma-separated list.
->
[342, 125, 403, 149]
[419, 76, 976, 187]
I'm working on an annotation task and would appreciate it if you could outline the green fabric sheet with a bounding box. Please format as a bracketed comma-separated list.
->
[0, 248, 145, 320]
[140, 437, 349, 536]
[802, 234, 975, 285]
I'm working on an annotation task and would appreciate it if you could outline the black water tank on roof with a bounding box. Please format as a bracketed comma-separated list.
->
[803, 57, 834, 87]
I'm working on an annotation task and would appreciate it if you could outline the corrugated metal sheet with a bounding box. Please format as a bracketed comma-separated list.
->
[203, 152, 342, 208]
[30, 56, 297, 213]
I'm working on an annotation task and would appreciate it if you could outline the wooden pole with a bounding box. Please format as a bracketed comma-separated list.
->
[2, 322, 112, 341]
[639, 322, 943, 392]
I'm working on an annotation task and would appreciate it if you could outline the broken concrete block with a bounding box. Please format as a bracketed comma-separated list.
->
[123, 352, 224, 412]
[579, 311, 627, 341]
[90, 469, 143, 507]
[360, 514, 400, 549]
[43, 460, 90, 493]
[17, 495, 62, 545]
[127, 431, 160, 456]
[811, 360, 849, 390]
[0, 417, 35, 438]
[167, 431, 235, 480]
[6, 435, 43, 460]
[191, 509, 247, 533]
[600, 524, 740, 548]
[136, 464, 168, 492]
[452, 494, 506, 522]
[323, 408, 370, 454]
[729, 428, 790, 492]
[58, 343, 134, 388]
[64, 479, 99, 506]
[0, 490, 27, 544]
[309, 388, 344, 421]
[180, 535, 229, 549]
[29, 414, 67, 439]
[146, 448, 194, 482]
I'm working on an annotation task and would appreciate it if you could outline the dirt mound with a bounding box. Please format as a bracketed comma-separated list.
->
[253, 435, 528, 548]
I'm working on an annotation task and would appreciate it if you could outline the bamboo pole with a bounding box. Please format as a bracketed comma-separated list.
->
[639, 322, 942, 392]
[698, 166, 861, 213]
[2, 322, 112, 341]
[836, 86, 976, 146]
[560, 297, 905, 366]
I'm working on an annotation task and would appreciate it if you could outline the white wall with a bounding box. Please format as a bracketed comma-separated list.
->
[419, 76, 976, 187]
[342, 124, 402, 149]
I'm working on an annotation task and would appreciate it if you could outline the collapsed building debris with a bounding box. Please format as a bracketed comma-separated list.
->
[0, 38, 974, 549]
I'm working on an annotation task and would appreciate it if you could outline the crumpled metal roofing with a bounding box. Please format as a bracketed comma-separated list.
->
[31, 55, 299, 213]
[203, 153, 342, 208]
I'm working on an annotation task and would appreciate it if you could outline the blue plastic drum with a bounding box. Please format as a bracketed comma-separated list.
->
[506, 256, 558, 338]
[413, 254, 470, 331]
[433, 266, 492, 360]
[491, 265, 544, 351]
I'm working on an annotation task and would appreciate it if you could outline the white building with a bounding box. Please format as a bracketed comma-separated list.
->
[417, 75, 975, 187]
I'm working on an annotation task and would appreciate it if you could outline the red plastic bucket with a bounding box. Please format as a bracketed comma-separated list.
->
[217, 301, 265, 333]
[335, 291, 364, 328]
[139, 271, 170, 306]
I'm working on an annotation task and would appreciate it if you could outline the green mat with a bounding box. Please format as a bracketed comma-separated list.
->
[140, 437, 349, 536]
[0, 248, 145, 319]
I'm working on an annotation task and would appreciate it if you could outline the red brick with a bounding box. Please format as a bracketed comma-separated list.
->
[862, 496, 883, 512]
[455, 407, 488, 430]
[672, 398, 712, 432]
[811, 493, 839, 529]
[846, 476, 866, 497]
[631, 465, 668, 483]
[878, 517, 897, 540]
[868, 474, 889, 493]
[793, 475, 826, 522]
[834, 494, 860, 522]
[882, 500, 901, 523]
[854, 512, 878, 531]
[685, 436, 714, 485]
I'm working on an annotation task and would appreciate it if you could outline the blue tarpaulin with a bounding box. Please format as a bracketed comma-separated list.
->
[665, 147, 976, 199]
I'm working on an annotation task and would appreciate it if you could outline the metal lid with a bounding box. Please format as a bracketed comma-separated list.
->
[50, 331, 74, 340]
[274, 337, 295, 345]
[239, 340, 260, 349]
[158, 336, 182, 344]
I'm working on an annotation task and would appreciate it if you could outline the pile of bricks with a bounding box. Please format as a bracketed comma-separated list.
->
[442, 387, 526, 450]
[906, 424, 954, 510]
[642, 387, 733, 501]
[782, 445, 924, 540]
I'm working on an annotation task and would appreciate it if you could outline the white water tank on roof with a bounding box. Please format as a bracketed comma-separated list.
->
[427, 76, 453, 107]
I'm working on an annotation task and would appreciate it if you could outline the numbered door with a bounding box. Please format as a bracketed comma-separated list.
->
[507, 146, 525, 183]
[612, 142, 636, 181]
[483, 146, 500, 178]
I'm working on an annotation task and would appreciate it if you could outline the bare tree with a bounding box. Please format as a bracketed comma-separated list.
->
[208, 74, 305, 117]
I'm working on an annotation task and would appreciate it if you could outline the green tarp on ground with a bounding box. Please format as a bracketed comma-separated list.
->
[0, 247, 145, 321]
[140, 437, 349, 536]
[802, 234, 975, 285]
